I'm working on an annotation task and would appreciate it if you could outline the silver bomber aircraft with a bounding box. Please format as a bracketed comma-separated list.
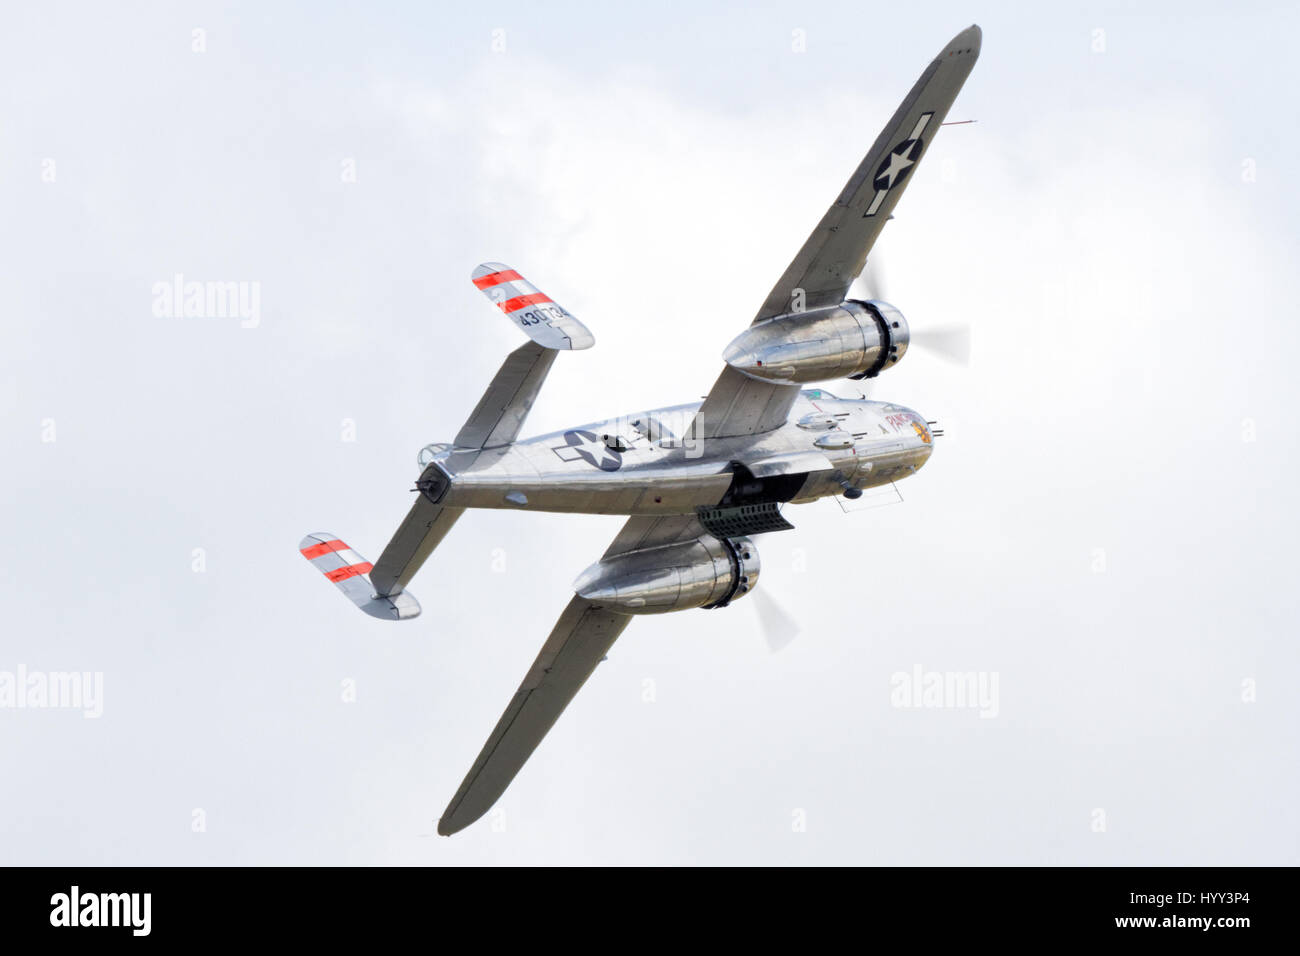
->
[301, 25, 981, 835]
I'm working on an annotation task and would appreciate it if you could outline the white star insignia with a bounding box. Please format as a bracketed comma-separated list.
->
[571, 435, 620, 468]
[878, 148, 915, 188]
[553, 431, 626, 469]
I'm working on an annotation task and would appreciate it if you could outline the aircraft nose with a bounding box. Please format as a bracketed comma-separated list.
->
[905, 413, 936, 460]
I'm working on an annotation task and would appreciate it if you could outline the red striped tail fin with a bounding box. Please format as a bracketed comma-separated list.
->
[471, 262, 594, 350]
[298, 533, 421, 621]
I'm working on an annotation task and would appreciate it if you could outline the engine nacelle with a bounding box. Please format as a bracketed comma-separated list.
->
[722, 300, 909, 384]
[573, 535, 760, 614]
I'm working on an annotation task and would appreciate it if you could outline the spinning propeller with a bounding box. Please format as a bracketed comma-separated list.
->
[858, 256, 971, 367]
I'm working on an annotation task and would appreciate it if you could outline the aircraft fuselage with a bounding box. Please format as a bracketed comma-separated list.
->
[420, 390, 934, 516]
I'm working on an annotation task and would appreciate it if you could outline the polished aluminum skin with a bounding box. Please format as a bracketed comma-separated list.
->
[723, 300, 910, 384]
[573, 534, 759, 614]
[300, 23, 982, 837]
[423, 390, 933, 516]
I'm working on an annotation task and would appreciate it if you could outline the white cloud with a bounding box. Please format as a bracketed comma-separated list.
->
[1, 5, 1296, 864]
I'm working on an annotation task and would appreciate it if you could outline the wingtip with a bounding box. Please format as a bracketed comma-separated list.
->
[941, 24, 981, 59]
[471, 260, 511, 280]
[436, 816, 464, 837]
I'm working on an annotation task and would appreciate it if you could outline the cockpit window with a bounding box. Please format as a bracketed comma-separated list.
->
[801, 388, 838, 400]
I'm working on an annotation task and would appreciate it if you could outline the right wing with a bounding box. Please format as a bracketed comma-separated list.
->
[437, 514, 702, 835]
[753, 24, 981, 322]
[691, 365, 801, 441]
[692, 24, 981, 440]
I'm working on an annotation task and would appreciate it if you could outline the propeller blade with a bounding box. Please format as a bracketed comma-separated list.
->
[855, 253, 970, 368]
[752, 588, 800, 654]
[912, 325, 971, 366]
[861, 256, 888, 301]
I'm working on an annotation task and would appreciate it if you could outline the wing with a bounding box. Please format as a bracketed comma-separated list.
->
[753, 24, 981, 322]
[437, 596, 631, 835]
[437, 515, 702, 835]
[692, 24, 981, 440]
[600, 512, 705, 558]
[692, 366, 800, 441]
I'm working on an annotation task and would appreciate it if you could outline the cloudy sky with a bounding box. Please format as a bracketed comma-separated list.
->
[2, 0, 1297, 864]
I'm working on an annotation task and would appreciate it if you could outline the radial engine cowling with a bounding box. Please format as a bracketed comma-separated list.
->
[723, 300, 909, 384]
[573, 535, 760, 614]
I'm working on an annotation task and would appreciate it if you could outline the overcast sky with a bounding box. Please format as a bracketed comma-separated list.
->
[2, 0, 1297, 864]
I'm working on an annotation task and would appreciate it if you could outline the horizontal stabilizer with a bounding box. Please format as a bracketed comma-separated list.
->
[471, 262, 594, 350]
[298, 533, 421, 621]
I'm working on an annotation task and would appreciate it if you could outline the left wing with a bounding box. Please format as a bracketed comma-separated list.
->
[600, 512, 704, 559]
[437, 515, 699, 835]
[437, 596, 631, 835]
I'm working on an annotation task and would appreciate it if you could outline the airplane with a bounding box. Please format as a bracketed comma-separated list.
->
[300, 25, 981, 835]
